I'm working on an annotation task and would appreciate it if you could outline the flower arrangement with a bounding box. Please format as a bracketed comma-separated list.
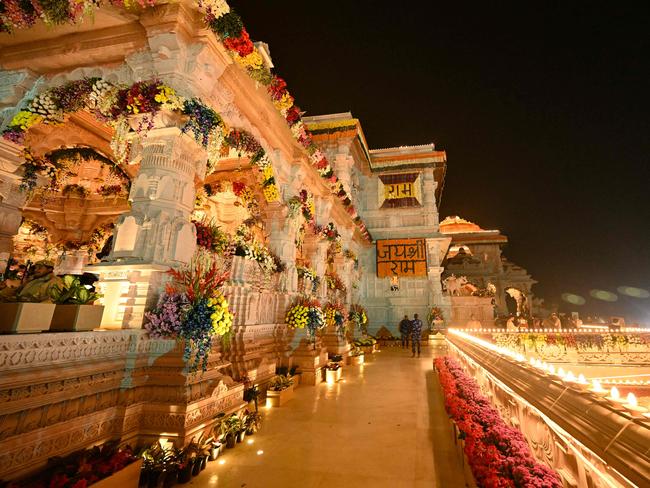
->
[2, 1, 374, 240]
[427, 306, 444, 326]
[296, 264, 317, 281]
[285, 297, 325, 338]
[320, 222, 339, 241]
[232, 225, 279, 275]
[325, 301, 347, 338]
[353, 336, 376, 347]
[325, 272, 346, 293]
[435, 357, 562, 487]
[348, 304, 368, 333]
[193, 218, 230, 255]
[268, 374, 294, 392]
[145, 252, 234, 372]
[61, 183, 90, 198]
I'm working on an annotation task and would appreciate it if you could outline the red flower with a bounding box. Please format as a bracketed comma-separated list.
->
[232, 181, 246, 195]
[223, 29, 254, 56]
[268, 75, 288, 100]
[285, 105, 302, 125]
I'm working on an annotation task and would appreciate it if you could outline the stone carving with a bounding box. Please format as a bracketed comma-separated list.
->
[443, 274, 468, 296]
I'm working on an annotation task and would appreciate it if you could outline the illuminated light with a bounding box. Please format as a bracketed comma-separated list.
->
[589, 289, 618, 302]
[627, 393, 638, 407]
[557, 367, 565, 378]
[535, 359, 543, 368]
[591, 379, 606, 393]
[256, 450, 264, 455]
[265, 398, 272, 409]
[247, 439, 254, 445]
[529, 358, 536, 366]
[564, 371, 576, 382]
[578, 374, 587, 384]
[218, 459, 226, 465]
[617, 286, 650, 298]
[549, 365, 556, 375]
[542, 362, 548, 370]
[609, 387, 621, 401]
[561, 293, 586, 305]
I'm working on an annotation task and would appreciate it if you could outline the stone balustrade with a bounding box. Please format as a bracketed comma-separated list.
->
[447, 333, 650, 488]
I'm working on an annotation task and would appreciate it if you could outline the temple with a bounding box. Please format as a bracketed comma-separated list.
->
[0, 2, 648, 487]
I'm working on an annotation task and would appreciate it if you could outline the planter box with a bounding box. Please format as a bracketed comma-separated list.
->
[291, 373, 301, 387]
[93, 459, 143, 488]
[267, 385, 294, 407]
[360, 345, 375, 355]
[350, 354, 364, 365]
[325, 367, 342, 383]
[0, 302, 55, 333]
[51, 304, 105, 331]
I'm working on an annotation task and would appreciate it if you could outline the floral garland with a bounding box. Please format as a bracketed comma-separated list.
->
[285, 297, 325, 338]
[193, 218, 230, 255]
[348, 304, 368, 333]
[325, 272, 346, 293]
[3, 78, 281, 205]
[229, 224, 285, 275]
[325, 301, 347, 338]
[201, 3, 371, 241]
[435, 357, 562, 487]
[296, 264, 320, 293]
[2, 0, 372, 240]
[145, 251, 234, 372]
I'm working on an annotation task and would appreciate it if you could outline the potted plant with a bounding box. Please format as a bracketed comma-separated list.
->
[244, 410, 262, 435]
[219, 415, 242, 449]
[140, 441, 177, 488]
[325, 361, 342, 384]
[175, 449, 194, 484]
[0, 301, 57, 333]
[266, 374, 294, 407]
[348, 347, 365, 365]
[49, 275, 104, 331]
[243, 384, 260, 412]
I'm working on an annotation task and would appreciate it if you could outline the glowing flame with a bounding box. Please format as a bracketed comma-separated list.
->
[610, 386, 620, 401]
[627, 393, 638, 407]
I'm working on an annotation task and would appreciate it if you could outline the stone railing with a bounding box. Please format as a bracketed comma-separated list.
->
[0, 330, 243, 481]
[447, 332, 650, 488]
[468, 329, 650, 364]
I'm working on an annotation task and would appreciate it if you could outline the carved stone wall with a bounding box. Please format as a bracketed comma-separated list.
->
[0, 330, 243, 481]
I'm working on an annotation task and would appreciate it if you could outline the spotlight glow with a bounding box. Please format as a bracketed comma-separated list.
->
[589, 289, 618, 302]
[617, 286, 650, 298]
[561, 293, 586, 305]
[256, 450, 264, 455]
[247, 439, 254, 445]
[218, 459, 226, 465]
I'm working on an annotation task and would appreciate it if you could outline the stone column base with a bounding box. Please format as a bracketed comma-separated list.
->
[290, 337, 328, 386]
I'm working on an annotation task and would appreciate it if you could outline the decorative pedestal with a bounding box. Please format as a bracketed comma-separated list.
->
[322, 324, 351, 359]
[290, 334, 328, 386]
[325, 367, 342, 384]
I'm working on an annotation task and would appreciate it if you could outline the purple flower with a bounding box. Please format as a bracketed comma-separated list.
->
[144, 292, 188, 338]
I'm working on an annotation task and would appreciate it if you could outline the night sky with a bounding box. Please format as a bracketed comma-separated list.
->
[233, 1, 650, 321]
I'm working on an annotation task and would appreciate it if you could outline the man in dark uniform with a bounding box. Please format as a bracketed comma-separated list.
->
[411, 314, 423, 357]
[399, 315, 411, 348]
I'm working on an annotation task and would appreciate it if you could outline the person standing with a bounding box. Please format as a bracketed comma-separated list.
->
[399, 315, 411, 348]
[411, 313, 423, 357]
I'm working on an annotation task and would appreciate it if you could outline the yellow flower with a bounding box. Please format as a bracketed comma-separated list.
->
[273, 93, 294, 112]
[10, 111, 43, 130]
[235, 51, 264, 70]
[263, 184, 280, 202]
[262, 165, 274, 181]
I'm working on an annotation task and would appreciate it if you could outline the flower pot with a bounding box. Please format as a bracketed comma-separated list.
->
[351, 354, 364, 365]
[199, 456, 207, 471]
[94, 459, 143, 488]
[209, 446, 220, 461]
[162, 468, 177, 488]
[50, 304, 105, 331]
[0, 302, 55, 333]
[266, 385, 294, 407]
[177, 461, 193, 484]
[245, 427, 255, 436]
[146, 469, 162, 488]
[325, 368, 342, 383]
[237, 430, 246, 443]
[191, 458, 201, 476]
[225, 434, 236, 449]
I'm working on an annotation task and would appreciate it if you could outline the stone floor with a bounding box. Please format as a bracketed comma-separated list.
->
[192, 344, 468, 487]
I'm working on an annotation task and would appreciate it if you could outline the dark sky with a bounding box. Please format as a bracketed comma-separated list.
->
[233, 1, 650, 321]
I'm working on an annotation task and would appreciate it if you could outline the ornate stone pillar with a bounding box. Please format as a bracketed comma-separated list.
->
[265, 202, 298, 293]
[86, 112, 206, 329]
[0, 141, 27, 270]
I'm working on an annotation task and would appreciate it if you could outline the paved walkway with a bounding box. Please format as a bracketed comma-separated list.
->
[194, 344, 468, 487]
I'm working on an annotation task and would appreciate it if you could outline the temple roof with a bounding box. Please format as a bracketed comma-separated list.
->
[440, 216, 508, 244]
